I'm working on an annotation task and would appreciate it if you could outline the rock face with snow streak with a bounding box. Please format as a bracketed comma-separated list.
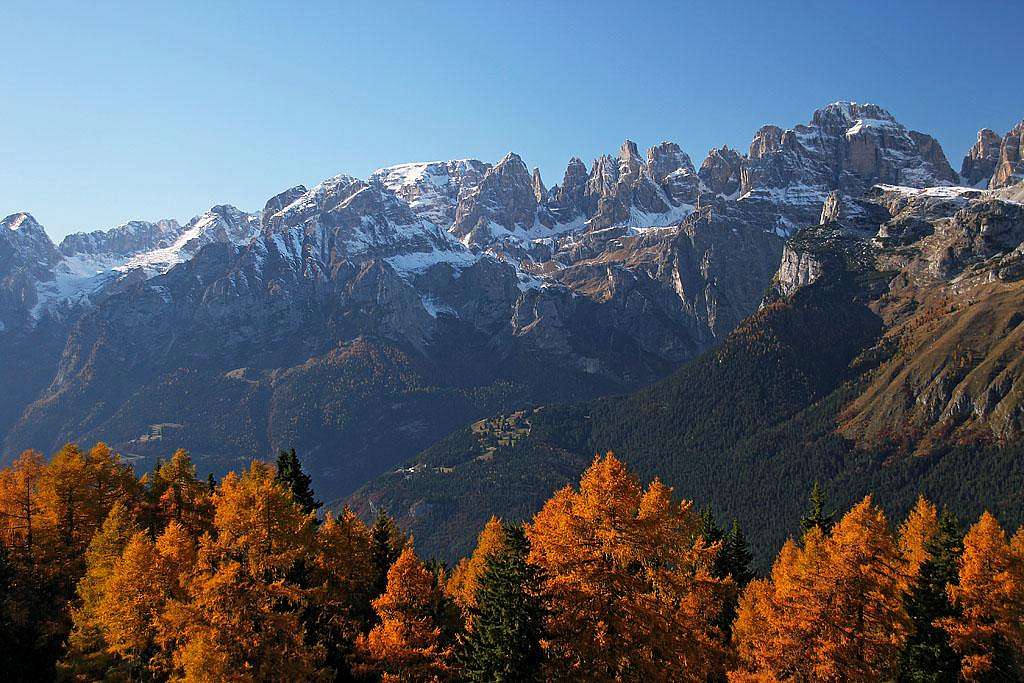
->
[960, 128, 1003, 187]
[0, 100, 1010, 506]
[990, 120, 1024, 189]
[735, 102, 958, 232]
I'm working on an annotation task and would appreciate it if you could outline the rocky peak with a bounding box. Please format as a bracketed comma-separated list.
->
[451, 153, 538, 245]
[59, 218, 183, 258]
[2, 213, 60, 266]
[369, 159, 489, 227]
[547, 157, 590, 223]
[531, 167, 546, 203]
[749, 125, 785, 160]
[698, 146, 745, 197]
[261, 185, 308, 230]
[990, 120, 1024, 189]
[646, 142, 695, 180]
[960, 128, 1002, 187]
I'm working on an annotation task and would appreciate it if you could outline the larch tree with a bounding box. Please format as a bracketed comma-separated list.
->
[527, 452, 732, 682]
[447, 515, 506, 614]
[941, 512, 1024, 680]
[732, 497, 909, 681]
[163, 461, 324, 682]
[148, 449, 214, 538]
[358, 543, 453, 682]
[0, 449, 48, 562]
[898, 495, 940, 582]
[61, 500, 140, 678]
[310, 507, 377, 677]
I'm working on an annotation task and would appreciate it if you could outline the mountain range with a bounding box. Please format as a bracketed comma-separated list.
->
[3, 102, 1024, 543]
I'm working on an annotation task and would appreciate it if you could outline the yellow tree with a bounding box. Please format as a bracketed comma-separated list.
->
[61, 500, 140, 678]
[40, 442, 136, 565]
[527, 452, 731, 682]
[447, 515, 505, 614]
[358, 544, 452, 682]
[149, 449, 214, 537]
[310, 507, 377, 674]
[0, 449, 49, 561]
[731, 497, 909, 681]
[898, 495, 939, 582]
[162, 461, 323, 681]
[941, 512, 1024, 680]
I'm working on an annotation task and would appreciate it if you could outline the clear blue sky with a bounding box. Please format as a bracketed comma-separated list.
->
[3, 1, 1023, 240]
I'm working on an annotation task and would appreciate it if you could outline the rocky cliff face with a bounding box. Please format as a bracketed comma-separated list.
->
[990, 120, 1024, 189]
[960, 128, 1002, 187]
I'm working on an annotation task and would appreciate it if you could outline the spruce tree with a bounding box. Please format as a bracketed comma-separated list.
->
[275, 448, 320, 516]
[370, 511, 406, 597]
[800, 481, 834, 535]
[457, 524, 545, 682]
[724, 519, 754, 587]
[898, 508, 963, 682]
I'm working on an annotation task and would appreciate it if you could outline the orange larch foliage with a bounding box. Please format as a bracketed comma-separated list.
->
[898, 495, 939, 581]
[941, 512, 1024, 680]
[446, 515, 505, 613]
[527, 452, 731, 682]
[359, 544, 452, 682]
[731, 496, 909, 682]
[0, 449, 48, 560]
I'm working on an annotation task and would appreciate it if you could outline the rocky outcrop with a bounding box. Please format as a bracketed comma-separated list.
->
[59, 219, 182, 258]
[990, 120, 1024, 189]
[452, 153, 538, 245]
[960, 128, 1002, 187]
[698, 146, 744, 196]
[370, 160, 489, 227]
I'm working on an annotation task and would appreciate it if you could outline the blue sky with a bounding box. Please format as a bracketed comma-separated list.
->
[3, 1, 1023, 240]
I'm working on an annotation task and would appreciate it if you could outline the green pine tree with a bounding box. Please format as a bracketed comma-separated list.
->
[800, 481, 834, 535]
[898, 508, 963, 682]
[457, 523, 545, 682]
[723, 518, 754, 587]
[275, 447, 321, 516]
[370, 510, 406, 597]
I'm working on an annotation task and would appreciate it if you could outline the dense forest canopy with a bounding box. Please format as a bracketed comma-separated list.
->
[2, 443, 1023, 681]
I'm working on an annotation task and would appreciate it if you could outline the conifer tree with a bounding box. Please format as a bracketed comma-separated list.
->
[941, 512, 1024, 680]
[898, 508, 963, 682]
[799, 481, 834, 535]
[724, 519, 754, 587]
[358, 544, 452, 681]
[276, 447, 321, 516]
[370, 510, 407, 597]
[61, 500, 140, 678]
[457, 524, 545, 682]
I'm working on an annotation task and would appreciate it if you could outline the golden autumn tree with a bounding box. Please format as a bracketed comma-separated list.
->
[162, 461, 323, 681]
[61, 500, 140, 678]
[447, 515, 505, 614]
[731, 496, 909, 682]
[527, 452, 731, 682]
[40, 443, 137, 565]
[941, 512, 1024, 680]
[898, 495, 939, 581]
[358, 543, 453, 682]
[309, 507, 377, 675]
[0, 449, 49, 562]
[145, 448, 214, 537]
